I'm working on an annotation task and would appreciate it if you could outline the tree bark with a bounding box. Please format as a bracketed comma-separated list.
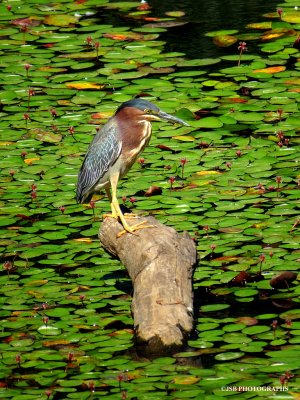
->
[99, 215, 197, 356]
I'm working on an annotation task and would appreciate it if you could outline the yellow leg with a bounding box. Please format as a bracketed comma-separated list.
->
[103, 187, 118, 219]
[103, 187, 138, 220]
[109, 172, 153, 237]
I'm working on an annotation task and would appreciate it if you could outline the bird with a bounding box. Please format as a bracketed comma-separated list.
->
[76, 98, 189, 236]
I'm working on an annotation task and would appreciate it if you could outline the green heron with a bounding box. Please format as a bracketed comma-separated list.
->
[76, 98, 189, 235]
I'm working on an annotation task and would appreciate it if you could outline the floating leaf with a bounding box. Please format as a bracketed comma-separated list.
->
[192, 117, 223, 128]
[205, 29, 239, 37]
[173, 375, 200, 385]
[234, 289, 258, 298]
[24, 157, 40, 165]
[282, 11, 300, 24]
[73, 238, 93, 243]
[242, 326, 270, 335]
[11, 17, 42, 27]
[215, 352, 244, 361]
[223, 323, 246, 332]
[232, 111, 264, 122]
[201, 304, 230, 312]
[35, 130, 62, 143]
[91, 111, 113, 119]
[144, 186, 162, 197]
[44, 14, 79, 26]
[253, 66, 286, 74]
[103, 32, 144, 40]
[66, 82, 105, 90]
[173, 135, 195, 141]
[213, 35, 238, 47]
[144, 21, 187, 28]
[165, 11, 185, 18]
[246, 22, 272, 29]
[262, 28, 296, 41]
[260, 41, 285, 53]
[38, 325, 62, 336]
[196, 170, 221, 176]
[223, 332, 252, 344]
[270, 272, 297, 288]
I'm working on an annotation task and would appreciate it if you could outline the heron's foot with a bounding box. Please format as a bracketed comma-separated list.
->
[123, 213, 139, 219]
[117, 220, 154, 238]
[103, 212, 118, 220]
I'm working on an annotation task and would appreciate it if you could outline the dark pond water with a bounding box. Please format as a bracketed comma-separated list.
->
[112, 0, 280, 58]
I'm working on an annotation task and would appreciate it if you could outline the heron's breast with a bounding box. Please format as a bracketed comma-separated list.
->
[121, 121, 152, 170]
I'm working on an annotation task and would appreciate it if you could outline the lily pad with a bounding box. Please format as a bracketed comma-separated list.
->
[192, 117, 223, 128]
[213, 35, 238, 47]
[200, 304, 230, 312]
[215, 352, 244, 361]
[37, 325, 62, 336]
[44, 14, 79, 27]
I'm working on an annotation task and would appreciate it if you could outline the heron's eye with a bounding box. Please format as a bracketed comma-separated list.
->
[144, 109, 151, 114]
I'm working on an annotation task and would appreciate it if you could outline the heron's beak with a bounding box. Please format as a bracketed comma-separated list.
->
[145, 110, 190, 126]
[157, 111, 190, 126]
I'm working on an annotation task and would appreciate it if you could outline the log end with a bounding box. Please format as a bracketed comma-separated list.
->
[135, 324, 189, 356]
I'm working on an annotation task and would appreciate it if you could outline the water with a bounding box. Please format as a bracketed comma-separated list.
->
[142, 0, 280, 58]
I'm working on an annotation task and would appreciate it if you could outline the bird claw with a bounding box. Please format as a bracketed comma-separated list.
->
[124, 213, 139, 219]
[103, 212, 118, 220]
[117, 221, 154, 238]
[103, 213, 154, 237]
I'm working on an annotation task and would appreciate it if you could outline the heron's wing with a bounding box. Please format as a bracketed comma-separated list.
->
[76, 122, 122, 203]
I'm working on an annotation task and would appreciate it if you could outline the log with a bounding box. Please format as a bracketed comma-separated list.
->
[99, 215, 197, 356]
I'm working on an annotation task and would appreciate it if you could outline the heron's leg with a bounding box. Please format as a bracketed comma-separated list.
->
[103, 185, 138, 220]
[103, 187, 118, 219]
[105, 187, 112, 203]
[109, 173, 153, 236]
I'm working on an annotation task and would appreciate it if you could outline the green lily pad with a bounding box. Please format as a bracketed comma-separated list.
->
[192, 117, 223, 128]
[200, 304, 230, 312]
[282, 11, 300, 24]
[232, 111, 264, 122]
[37, 325, 62, 336]
[234, 289, 258, 297]
[178, 58, 221, 67]
[242, 326, 270, 335]
[205, 29, 239, 37]
[223, 333, 252, 344]
[34, 130, 63, 143]
[215, 352, 244, 361]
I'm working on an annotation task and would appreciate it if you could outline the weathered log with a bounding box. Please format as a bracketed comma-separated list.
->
[99, 215, 197, 356]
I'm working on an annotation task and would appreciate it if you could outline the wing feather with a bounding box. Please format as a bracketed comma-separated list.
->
[76, 122, 121, 203]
